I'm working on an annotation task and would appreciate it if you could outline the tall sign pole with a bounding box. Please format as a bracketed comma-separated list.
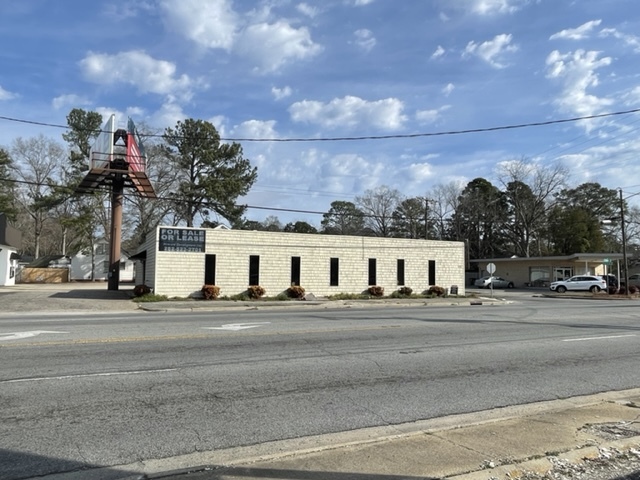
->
[108, 173, 125, 290]
[75, 116, 156, 291]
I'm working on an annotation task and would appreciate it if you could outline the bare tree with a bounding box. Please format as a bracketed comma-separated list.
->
[12, 135, 65, 258]
[427, 181, 463, 240]
[498, 158, 568, 257]
[355, 185, 402, 237]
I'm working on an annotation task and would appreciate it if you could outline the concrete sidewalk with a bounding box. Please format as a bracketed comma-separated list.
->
[0, 282, 511, 315]
[80, 390, 639, 480]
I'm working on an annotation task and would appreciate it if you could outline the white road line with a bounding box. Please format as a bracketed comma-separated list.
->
[205, 322, 271, 331]
[562, 334, 637, 342]
[1, 368, 177, 384]
[0, 330, 68, 341]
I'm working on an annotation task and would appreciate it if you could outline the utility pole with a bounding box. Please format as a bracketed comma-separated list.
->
[620, 188, 629, 297]
[424, 197, 429, 240]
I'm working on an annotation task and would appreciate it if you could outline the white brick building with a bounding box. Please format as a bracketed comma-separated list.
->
[134, 226, 465, 298]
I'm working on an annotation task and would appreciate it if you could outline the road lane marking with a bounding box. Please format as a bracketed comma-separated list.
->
[204, 322, 271, 331]
[1, 368, 177, 384]
[0, 330, 68, 341]
[562, 334, 637, 342]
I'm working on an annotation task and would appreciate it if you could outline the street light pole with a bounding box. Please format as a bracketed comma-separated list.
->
[620, 188, 629, 297]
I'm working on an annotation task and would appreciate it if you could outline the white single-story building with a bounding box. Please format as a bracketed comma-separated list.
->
[471, 253, 625, 287]
[0, 214, 21, 286]
[70, 240, 135, 282]
[133, 226, 466, 298]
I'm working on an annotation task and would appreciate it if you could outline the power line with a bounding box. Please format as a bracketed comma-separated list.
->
[1, 107, 640, 143]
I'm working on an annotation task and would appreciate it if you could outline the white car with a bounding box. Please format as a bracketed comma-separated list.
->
[474, 276, 514, 289]
[549, 275, 606, 293]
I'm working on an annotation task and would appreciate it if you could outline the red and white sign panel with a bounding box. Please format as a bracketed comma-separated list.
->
[127, 118, 146, 173]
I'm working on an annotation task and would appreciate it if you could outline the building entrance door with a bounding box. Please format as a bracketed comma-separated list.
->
[554, 267, 572, 281]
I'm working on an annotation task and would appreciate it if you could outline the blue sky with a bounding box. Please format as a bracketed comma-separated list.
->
[1, 0, 640, 226]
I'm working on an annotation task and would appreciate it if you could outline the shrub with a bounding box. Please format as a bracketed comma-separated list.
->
[426, 285, 446, 297]
[629, 285, 638, 294]
[608, 286, 619, 295]
[390, 286, 413, 298]
[328, 292, 368, 300]
[398, 286, 413, 296]
[368, 285, 384, 297]
[247, 285, 266, 299]
[287, 285, 306, 299]
[133, 284, 151, 297]
[201, 284, 220, 300]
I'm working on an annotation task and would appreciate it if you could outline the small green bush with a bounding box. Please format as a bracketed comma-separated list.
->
[247, 285, 266, 299]
[368, 285, 384, 297]
[287, 285, 306, 299]
[135, 293, 169, 302]
[201, 284, 220, 300]
[327, 292, 368, 300]
[133, 284, 151, 297]
[426, 285, 446, 297]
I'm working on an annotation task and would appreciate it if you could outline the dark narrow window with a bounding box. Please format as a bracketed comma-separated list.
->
[330, 258, 339, 286]
[368, 258, 377, 286]
[397, 259, 405, 286]
[291, 256, 301, 286]
[428, 260, 436, 286]
[205, 254, 216, 285]
[249, 255, 260, 285]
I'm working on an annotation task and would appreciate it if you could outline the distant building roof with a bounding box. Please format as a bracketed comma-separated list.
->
[26, 255, 71, 268]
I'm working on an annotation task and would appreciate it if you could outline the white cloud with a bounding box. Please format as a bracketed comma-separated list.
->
[150, 101, 187, 128]
[415, 105, 451, 124]
[468, 0, 529, 15]
[297, 3, 319, 18]
[272, 86, 293, 100]
[623, 86, 640, 106]
[431, 45, 446, 59]
[208, 115, 228, 138]
[442, 83, 455, 96]
[231, 119, 278, 139]
[102, 2, 154, 20]
[79, 50, 196, 100]
[405, 162, 434, 183]
[0, 85, 16, 100]
[464, 33, 518, 68]
[289, 95, 407, 131]
[351, 0, 375, 5]
[545, 49, 614, 124]
[600, 28, 640, 53]
[234, 21, 323, 73]
[159, 0, 238, 50]
[52, 94, 91, 110]
[550, 20, 602, 41]
[158, 0, 321, 74]
[353, 29, 376, 51]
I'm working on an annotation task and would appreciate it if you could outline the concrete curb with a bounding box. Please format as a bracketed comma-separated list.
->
[62, 389, 640, 480]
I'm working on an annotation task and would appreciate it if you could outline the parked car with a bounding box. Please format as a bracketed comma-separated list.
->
[474, 276, 514, 289]
[626, 274, 640, 286]
[600, 274, 618, 287]
[549, 275, 607, 293]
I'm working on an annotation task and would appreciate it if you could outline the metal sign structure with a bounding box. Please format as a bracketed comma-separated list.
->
[75, 116, 156, 290]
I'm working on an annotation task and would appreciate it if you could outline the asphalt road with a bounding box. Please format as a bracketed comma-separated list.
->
[2, 298, 640, 479]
